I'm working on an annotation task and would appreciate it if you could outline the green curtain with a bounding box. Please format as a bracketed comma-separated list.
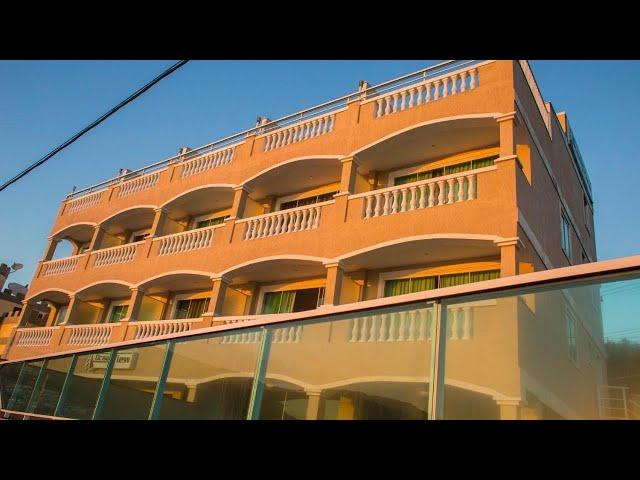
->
[445, 162, 471, 175]
[262, 291, 296, 314]
[384, 279, 411, 297]
[472, 156, 497, 169]
[410, 276, 437, 293]
[470, 270, 500, 282]
[439, 272, 469, 288]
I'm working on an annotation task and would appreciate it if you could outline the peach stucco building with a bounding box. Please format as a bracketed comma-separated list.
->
[0, 60, 606, 420]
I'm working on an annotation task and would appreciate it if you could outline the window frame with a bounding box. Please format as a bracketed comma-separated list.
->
[561, 210, 572, 260]
[387, 154, 499, 187]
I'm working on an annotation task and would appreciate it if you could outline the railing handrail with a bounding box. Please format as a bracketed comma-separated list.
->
[64, 60, 492, 201]
[42, 253, 84, 264]
[64, 323, 117, 329]
[15, 326, 58, 334]
[235, 199, 334, 223]
[131, 318, 198, 325]
[349, 166, 495, 199]
[91, 240, 144, 254]
[151, 224, 223, 242]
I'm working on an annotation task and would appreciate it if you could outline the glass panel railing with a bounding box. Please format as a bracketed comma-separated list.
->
[57, 351, 111, 419]
[29, 356, 74, 416]
[97, 342, 169, 420]
[157, 328, 263, 419]
[257, 303, 435, 420]
[441, 274, 640, 419]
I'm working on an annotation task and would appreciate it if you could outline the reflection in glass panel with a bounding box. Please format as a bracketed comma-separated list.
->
[5, 361, 43, 412]
[99, 342, 168, 420]
[0, 362, 23, 408]
[442, 275, 640, 419]
[30, 356, 74, 416]
[158, 329, 262, 419]
[258, 304, 434, 420]
[58, 351, 111, 419]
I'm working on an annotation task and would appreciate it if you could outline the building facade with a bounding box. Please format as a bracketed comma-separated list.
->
[0, 60, 608, 420]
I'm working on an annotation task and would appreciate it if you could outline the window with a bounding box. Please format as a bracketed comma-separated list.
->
[583, 196, 593, 235]
[54, 305, 67, 325]
[130, 229, 150, 243]
[261, 287, 325, 314]
[393, 155, 498, 186]
[174, 298, 210, 319]
[280, 192, 337, 211]
[384, 270, 500, 297]
[566, 311, 578, 364]
[195, 215, 229, 229]
[561, 213, 572, 259]
[107, 305, 129, 323]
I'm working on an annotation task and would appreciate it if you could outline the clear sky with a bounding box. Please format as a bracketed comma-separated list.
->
[1, 60, 639, 291]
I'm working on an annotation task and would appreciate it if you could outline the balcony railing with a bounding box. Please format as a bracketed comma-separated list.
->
[180, 145, 235, 177]
[117, 171, 160, 198]
[132, 319, 195, 340]
[154, 225, 219, 256]
[92, 242, 140, 268]
[66, 323, 116, 346]
[240, 201, 330, 241]
[369, 65, 478, 118]
[13, 327, 56, 347]
[40, 255, 81, 277]
[262, 113, 336, 152]
[353, 168, 491, 220]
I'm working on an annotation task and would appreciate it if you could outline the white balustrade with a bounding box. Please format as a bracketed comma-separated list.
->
[133, 319, 194, 340]
[92, 242, 139, 268]
[181, 146, 235, 177]
[14, 327, 56, 347]
[359, 172, 478, 220]
[66, 324, 115, 346]
[221, 325, 303, 344]
[372, 67, 478, 119]
[242, 203, 325, 241]
[40, 255, 81, 277]
[348, 307, 473, 342]
[156, 226, 216, 256]
[263, 114, 335, 152]
[117, 171, 160, 198]
[349, 309, 433, 342]
[66, 190, 103, 214]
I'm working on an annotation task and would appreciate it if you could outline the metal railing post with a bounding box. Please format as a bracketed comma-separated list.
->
[53, 354, 78, 417]
[427, 301, 447, 420]
[148, 341, 174, 420]
[92, 349, 117, 420]
[246, 327, 273, 420]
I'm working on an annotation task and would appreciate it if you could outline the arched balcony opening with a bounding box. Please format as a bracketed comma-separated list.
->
[336, 236, 503, 304]
[135, 272, 215, 324]
[218, 257, 330, 317]
[71, 282, 133, 325]
[47, 223, 96, 260]
[21, 290, 70, 328]
[159, 185, 235, 237]
[351, 116, 500, 196]
[238, 158, 342, 241]
[96, 207, 156, 251]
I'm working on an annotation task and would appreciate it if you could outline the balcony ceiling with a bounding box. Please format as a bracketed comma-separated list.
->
[228, 259, 326, 284]
[76, 282, 132, 302]
[165, 187, 234, 219]
[103, 208, 155, 236]
[356, 118, 499, 173]
[341, 238, 499, 272]
[245, 158, 341, 199]
[54, 224, 95, 244]
[141, 273, 213, 295]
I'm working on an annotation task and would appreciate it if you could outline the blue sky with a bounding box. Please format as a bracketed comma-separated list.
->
[1, 60, 639, 295]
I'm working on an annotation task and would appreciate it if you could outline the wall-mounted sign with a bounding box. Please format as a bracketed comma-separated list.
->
[86, 352, 138, 370]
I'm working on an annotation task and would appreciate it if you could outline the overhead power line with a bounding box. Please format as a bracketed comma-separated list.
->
[0, 60, 189, 193]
